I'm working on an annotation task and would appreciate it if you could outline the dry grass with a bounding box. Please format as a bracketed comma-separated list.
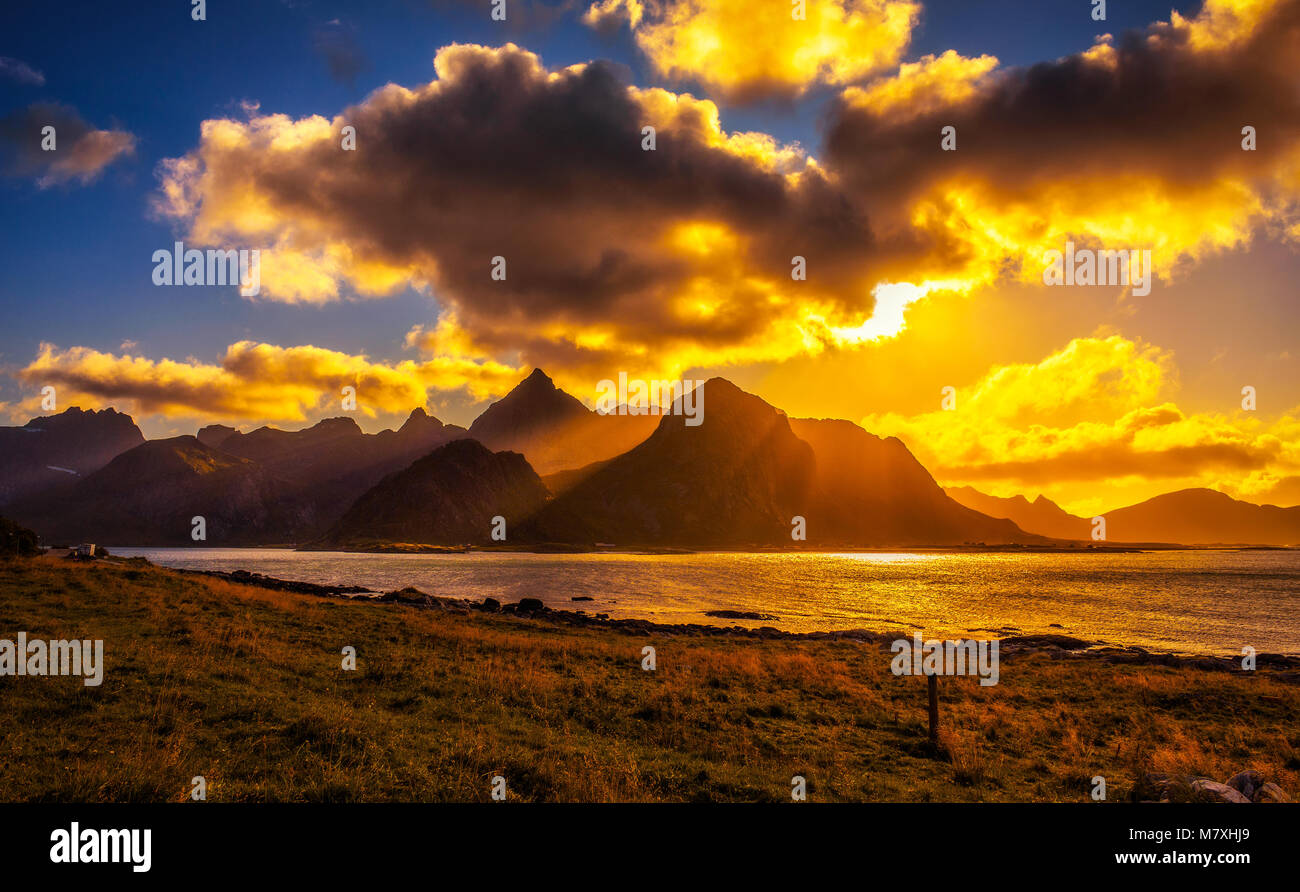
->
[0, 555, 1296, 802]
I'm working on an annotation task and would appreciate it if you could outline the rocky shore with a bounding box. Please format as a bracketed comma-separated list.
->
[185, 566, 1300, 679]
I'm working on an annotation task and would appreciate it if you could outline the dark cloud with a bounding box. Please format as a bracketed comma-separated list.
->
[157, 43, 887, 373]
[825, 0, 1300, 211]
[154, 2, 1300, 374]
[0, 102, 135, 187]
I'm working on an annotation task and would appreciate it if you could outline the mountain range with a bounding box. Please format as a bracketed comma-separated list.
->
[947, 485, 1300, 546]
[1, 370, 1296, 548]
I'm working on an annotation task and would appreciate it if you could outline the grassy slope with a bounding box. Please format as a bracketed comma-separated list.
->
[1, 556, 1297, 802]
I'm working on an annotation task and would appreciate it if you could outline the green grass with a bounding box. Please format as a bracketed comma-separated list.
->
[0, 556, 1296, 802]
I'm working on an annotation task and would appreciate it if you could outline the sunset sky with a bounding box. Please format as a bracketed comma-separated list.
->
[1, 0, 1298, 517]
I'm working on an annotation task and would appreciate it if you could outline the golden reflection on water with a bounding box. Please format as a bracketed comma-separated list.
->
[114, 548, 1300, 656]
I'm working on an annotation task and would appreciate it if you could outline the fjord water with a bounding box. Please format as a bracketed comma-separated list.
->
[113, 548, 1300, 656]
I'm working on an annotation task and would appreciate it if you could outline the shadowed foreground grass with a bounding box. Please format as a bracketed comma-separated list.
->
[1, 556, 1297, 802]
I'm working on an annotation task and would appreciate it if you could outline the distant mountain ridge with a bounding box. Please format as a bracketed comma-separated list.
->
[7, 374, 1295, 548]
[947, 485, 1300, 545]
[6, 406, 469, 545]
[205, 408, 470, 522]
[1105, 488, 1300, 545]
[946, 486, 1091, 540]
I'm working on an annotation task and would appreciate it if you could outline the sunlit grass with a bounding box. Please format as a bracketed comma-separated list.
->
[0, 556, 1295, 802]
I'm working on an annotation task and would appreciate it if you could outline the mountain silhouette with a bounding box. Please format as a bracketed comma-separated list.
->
[1105, 488, 1300, 545]
[467, 368, 656, 475]
[945, 485, 1091, 540]
[14, 375, 1290, 549]
[791, 419, 1038, 545]
[519, 383, 1038, 547]
[10, 408, 471, 545]
[948, 484, 1300, 545]
[522, 378, 817, 545]
[0, 407, 144, 508]
[13, 436, 317, 545]
[318, 438, 549, 547]
[204, 409, 470, 528]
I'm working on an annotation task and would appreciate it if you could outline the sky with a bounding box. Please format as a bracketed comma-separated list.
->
[0, 0, 1297, 517]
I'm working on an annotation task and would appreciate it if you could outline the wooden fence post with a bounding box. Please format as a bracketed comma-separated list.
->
[927, 673, 939, 744]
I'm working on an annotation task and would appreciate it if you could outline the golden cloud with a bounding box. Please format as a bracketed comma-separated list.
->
[15, 341, 523, 423]
[825, 0, 1300, 292]
[860, 335, 1298, 515]
[143, 5, 1300, 396]
[841, 50, 998, 120]
[584, 0, 919, 100]
[151, 42, 904, 381]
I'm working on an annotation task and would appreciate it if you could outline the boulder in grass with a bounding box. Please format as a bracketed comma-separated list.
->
[1254, 782, 1290, 803]
[1190, 779, 1250, 803]
[1226, 770, 1264, 800]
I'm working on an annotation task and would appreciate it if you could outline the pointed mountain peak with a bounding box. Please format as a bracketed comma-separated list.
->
[399, 406, 445, 433]
[470, 369, 588, 438]
[518, 367, 557, 391]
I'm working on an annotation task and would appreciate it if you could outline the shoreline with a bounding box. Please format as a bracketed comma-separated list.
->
[175, 562, 1300, 672]
[90, 543, 1300, 556]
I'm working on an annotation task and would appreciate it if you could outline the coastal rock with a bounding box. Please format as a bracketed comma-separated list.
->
[705, 609, 777, 621]
[516, 597, 545, 613]
[1190, 779, 1251, 803]
[1253, 782, 1290, 803]
[479, 597, 501, 613]
[1000, 634, 1091, 650]
[1226, 770, 1264, 800]
[380, 587, 431, 605]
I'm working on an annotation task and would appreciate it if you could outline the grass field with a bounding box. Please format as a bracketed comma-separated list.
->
[1, 555, 1297, 802]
